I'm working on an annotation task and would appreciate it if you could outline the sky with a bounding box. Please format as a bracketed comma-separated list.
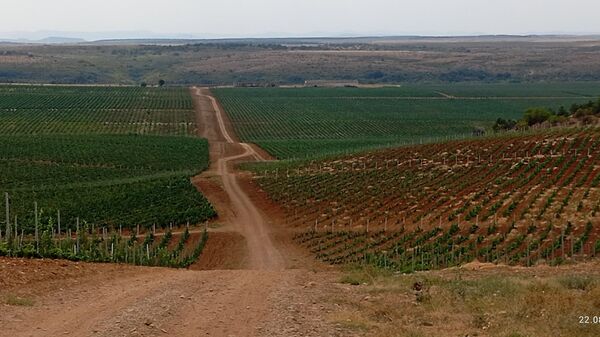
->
[1, 0, 599, 40]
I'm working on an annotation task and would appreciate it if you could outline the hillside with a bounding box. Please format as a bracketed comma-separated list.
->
[248, 127, 600, 270]
[2, 39, 600, 84]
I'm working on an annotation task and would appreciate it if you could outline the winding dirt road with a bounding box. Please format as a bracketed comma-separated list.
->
[0, 87, 346, 337]
[192, 87, 284, 270]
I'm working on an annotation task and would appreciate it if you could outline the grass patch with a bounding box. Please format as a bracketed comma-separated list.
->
[333, 265, 600, 337]
[557, 275, 597, 291]
[4, 294, 34, 306]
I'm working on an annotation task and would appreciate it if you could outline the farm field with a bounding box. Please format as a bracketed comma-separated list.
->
[248, 127, 600, 271]
[213, 83, 600, 159]
[0, 86, 215, 255]
[0, 85, 196, 135]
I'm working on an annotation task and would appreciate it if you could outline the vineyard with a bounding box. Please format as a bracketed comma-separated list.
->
[213, 84, 600, 159]
[248, 127, 600, 271]
[0, 133, 215, 233]
[0, 85, 196, 135]
[0, 86, 216, 268]
[0, 219, 208, 268]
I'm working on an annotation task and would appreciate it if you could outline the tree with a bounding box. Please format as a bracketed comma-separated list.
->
[523, 107, 553, 126]
[140, 82, 147, 88]
[158, 79, 166, 87]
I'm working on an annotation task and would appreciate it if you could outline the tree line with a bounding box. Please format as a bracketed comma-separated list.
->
[493, 98, 600, 132]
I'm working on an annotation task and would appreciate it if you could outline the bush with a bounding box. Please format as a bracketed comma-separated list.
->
[523, 107, 553, 126]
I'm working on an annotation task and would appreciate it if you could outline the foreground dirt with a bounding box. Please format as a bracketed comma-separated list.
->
[0, 257, 356, 337]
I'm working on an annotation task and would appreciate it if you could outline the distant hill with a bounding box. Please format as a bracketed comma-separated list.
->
[0, 36, 86, 44]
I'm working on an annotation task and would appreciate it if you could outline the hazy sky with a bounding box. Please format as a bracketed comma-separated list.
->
[2, 0, 599, 39]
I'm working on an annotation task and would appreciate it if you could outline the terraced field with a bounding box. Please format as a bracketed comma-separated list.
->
[214, 83, 600, 158]
[248, 127, 600, 270]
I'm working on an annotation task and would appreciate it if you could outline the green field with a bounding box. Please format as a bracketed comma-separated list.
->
[214, 83, 600, 158]
[0, 85, 196, 135]
[0, 86, 214, 233]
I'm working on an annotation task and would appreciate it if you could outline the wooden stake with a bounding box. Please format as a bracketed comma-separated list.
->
[76, 217, 80, 254]
[34, 202, 38, 252]
[5, 193, 10, 241]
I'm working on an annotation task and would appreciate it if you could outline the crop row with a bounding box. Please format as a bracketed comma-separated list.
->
[294, 218, 599, 272]
[0, 220, 208, 268]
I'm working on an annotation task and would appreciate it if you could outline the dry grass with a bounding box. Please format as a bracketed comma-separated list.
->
[3, 294, 34, 307]
[331, 263, 600, 336]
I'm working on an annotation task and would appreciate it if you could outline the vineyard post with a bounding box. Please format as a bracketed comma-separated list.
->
[561, 228, 565, 258]
[5, 192, 10, 242]
[76, 217, 80, 254]
[570, 234, 574, 259]
[34, 201, 39, 253]
[153, 224, 156, 235]
[14, 216, 17, 245]
[384, 217, 387, 232]
[366, 219, 369, 233]
[527, 241, 530, 266]
[136, 224, 140, 236]
[57, 210, 61, 238]
[119, 225, 122, 236]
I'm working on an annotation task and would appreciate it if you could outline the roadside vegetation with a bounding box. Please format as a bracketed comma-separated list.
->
[332, 264, 600, 337]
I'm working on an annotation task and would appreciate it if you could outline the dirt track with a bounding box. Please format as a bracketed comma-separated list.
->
[0, 88, 346, 337]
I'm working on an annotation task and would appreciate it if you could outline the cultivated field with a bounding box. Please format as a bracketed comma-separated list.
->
[0, 85, 215, 264]
[248, 127, 600, 271]
[215, 84, 600, 158]
[0, 85, 196, 135]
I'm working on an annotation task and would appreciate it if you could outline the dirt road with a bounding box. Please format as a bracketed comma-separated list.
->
[192, 87, 284, 270]
[0, 88, 346, 337]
